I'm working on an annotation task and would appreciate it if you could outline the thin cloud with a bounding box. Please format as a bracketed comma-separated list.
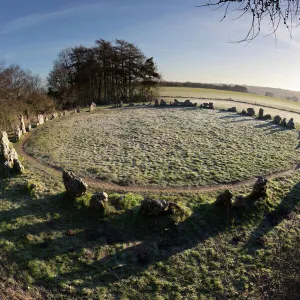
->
[0, 4, 104, 35]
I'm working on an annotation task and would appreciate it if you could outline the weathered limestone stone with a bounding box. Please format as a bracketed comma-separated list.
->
[140, 198, 170, 216]
[119, 101, 123, 108]
[258, 108, 264, 119]
[251, 177, 268, 199]
[209, 102, 214, 109]
[62, 171, 88, 198]
[160, 99, 167, 106]
[228, 107, 237, 112]
[173, 99, 179, 106]
[247, 108, 255, 116]
[154, 99, 159, 107]
[44, 117, 49, 122]
[90, 102, 96, 112]
[287, 118, 295, 129]
[19, 115, 26, 134]
[63, 110, 68, 116]
[13, 159, 24, 173]
[241, 109, 247, 115]
[27, 124, 32, 132]
[89, 192, 109, 212]
[0, 131, 23, 175]
[264, 114, 272, 120]
[15, 126, 22, 141]
[215, 189, 233, 207]
[52, 113, 57, 119]
[280, 118, 287, 126]
[37, 115, 44, 125]
[273, 115, 282, 124]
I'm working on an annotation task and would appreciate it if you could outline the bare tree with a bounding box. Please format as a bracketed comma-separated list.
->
[198, 0, 300, 41]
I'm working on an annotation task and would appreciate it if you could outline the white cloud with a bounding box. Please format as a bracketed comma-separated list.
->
[0, 4, 104, 35]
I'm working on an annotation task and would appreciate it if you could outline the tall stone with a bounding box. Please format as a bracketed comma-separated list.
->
[19, 115, 26, 134]
[287, 118, 295, 129]
[15, 126, 22, 141]
[37, 115, 44, 125]
[258, 108, 264, 119]
[90, 102, 96, 112]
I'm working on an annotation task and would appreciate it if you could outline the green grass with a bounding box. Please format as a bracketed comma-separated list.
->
[24, 108, 299, 187]
[0, 163, 299, 299]
[159, 86, 300, 112]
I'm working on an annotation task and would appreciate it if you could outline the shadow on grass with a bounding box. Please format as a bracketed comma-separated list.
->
[0, 182, 260, 291]
[1, 179, 299, 293]
[244, 182, 300, 253]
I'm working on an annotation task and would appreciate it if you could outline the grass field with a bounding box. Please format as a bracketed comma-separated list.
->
[160, 86, 300, 116]
[24, 108, 299, 187]
[1, 102, 300, 299]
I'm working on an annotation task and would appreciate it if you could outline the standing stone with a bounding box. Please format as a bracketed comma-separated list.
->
[251, 177, 268, 199]
[44, 117, 49, 122]
[280, 118, 287, 126]
[215, 189, 233, 207]
[13, 159, 24, 173]
[247, 108, 255, 116]
[63, 110, 68, 116]
[241, 109, 247, 115]
[209, 102, 214, 109]
[154, 99, 159, 107]
[0, 131, 23, 175]
[19, 115, 26, 134]
[37, 115, 44, 125]
[62, 171, 88, 198]
[90, 102, 96, 112]
[258, 108, 264, 119]
[264, 114, 272, 120]
[287, 118, 295, 129]
[173, 99, 179, 106]
[27, 124, 32, 132]
[160, 99, 167, 106]
[140, 198, 170, 216]
[273, 115, 282, 124]
[15, 126, 22, 141]
[228, 107, 237, 112]
[119, 101, 123, 108]
[89, 192, 109, 212]
[52, 113, 57, 119]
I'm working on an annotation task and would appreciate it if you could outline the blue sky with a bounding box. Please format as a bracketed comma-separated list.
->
[1, 0, 300, 90]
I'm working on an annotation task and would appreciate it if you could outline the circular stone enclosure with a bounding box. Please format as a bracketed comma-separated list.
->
[24, 108, 300, 187]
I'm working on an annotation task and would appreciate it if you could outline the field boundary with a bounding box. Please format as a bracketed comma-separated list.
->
[161, 95, 300, 115]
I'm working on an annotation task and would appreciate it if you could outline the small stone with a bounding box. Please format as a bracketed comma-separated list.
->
[258, 108, 264, 119]
[154, 99, 159, 107]
[140, 198, 170, 216]
[90, 102, 96, 112]
[89, 192, 109, 212]
[264, 114, 272, 120]
[228, 107, 237, 112]
[209, 102, 214, 109]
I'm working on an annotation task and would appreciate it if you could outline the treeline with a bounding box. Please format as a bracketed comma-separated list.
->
[48, 39, 161, 108]
[0, 63, 55, 132]
[160, 81, 248, 93]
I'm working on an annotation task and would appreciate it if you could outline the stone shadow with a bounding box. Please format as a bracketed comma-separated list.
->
[243, 182, 300, 253]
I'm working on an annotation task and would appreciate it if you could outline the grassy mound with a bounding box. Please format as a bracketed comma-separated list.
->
[25, 108, 299, 187]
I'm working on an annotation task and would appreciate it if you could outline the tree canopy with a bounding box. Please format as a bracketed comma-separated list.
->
[48, 39, 161, 108]
[199, 0, 300, 41]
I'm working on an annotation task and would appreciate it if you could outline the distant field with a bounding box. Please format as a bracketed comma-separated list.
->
[160, 86, 300, 113]
[25, 108, 299, 187]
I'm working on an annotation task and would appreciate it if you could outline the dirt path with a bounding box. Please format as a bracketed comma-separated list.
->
[16, 129, 299, 194]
